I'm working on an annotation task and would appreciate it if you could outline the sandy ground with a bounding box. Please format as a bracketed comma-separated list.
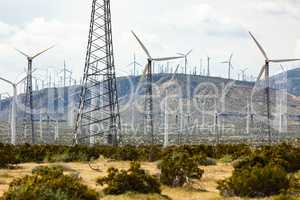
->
[0, 160, 280, 200]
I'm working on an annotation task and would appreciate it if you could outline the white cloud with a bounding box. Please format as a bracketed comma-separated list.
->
[0, 0, 300, 95]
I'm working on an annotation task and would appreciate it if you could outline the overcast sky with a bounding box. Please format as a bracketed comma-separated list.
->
[0, 0, 300, 95]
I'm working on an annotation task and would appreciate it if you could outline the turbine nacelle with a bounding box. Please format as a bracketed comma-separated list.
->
[131, 30, 184, 81]
[249, 31, 300, 81]
[15, 45, 55, 61]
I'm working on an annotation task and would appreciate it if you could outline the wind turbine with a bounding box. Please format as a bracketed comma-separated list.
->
[161, 64, 181, 147]
[15, 46, 54, 144]
[278, 64, 288, 136]
[60, 61, 72, 87]
[0, 74, 31, 145]
[131, 31, 183, 145]
[246, 98, 250, 135]
[249, 31, 300, 143]
[221, 53, 234, 79]
[127, 53, 143, 76]
[177, 50, 192, 75]
[240, 68, 248, 81]
[207, 57, 211, 76]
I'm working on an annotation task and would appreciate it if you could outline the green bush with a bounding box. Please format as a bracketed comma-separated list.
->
[2, 165, 98, 200]
[217, 164, 290, 197]
[97, 162, 161, 195]
[31, 165, 64, 176]
[273, 194, 299, 200]
[0, 144, 18, 168]
[215, 144, 251, 159]
[219, 155, 233, 163]
[158, 151, 204, 187]
[261, 144, 300, 173]
[199, 157, 217, 166]
[233, 144, 300, 173]
[111, 145, 141, 161]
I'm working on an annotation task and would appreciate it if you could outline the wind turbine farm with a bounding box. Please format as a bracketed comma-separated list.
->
[0, 0, 300, 200]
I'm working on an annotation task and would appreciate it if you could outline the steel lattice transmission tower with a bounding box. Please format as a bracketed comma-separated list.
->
[74, 0, 121, 146]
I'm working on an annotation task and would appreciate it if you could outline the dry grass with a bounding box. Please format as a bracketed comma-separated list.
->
[0, 160, 292, 200]
[102, 193, 171, 200]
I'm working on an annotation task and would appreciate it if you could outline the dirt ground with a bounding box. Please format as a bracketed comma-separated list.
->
[0, 159, 280, 200]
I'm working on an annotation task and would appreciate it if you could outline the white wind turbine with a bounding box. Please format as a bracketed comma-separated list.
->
[240, 68, 248, 81]
[177, 50, 193, 75]
[131, 31, 183, 143]
[162, 64, 181, 147]
[249, 31, 300, 143]
[246, 98, 250, 135]
[15, 46, 54, 144]
[0, 74, 32, 145]
[277, 64, 288, 136]
[221, 53, 234, 79]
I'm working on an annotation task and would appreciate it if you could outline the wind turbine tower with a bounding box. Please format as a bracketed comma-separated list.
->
[0, 75, 28, 145]
[131, 31, 183, 145]
[61, 61, 72, 87]
[249, 31, 300, 143]
[16, 46, 54, 144]
[221, 53, 234, 79]
[177, 50, 192, 75]
[207, 57, 211, 76]
[240, 68, 248, 81]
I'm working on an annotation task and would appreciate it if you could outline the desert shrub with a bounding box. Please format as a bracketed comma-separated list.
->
[2, 165, 98, 200]
[64, 145, 100, 162]
[217, 164, 290, 197]
[111, 145, 141, 161]
[31, 165, 64, 176]
[287, 171, 300, 195]
[15, 144, 48, 163]
[97, 162, 161, 195]
[260, 144, 300, 173]
[273, 194, 299, 200]
[158, 151, 204, 187]
[215, 144, 251, 159]
[219, 155, 233, 163]
[161, 144, 250, 161]
[198, 157, 217, 166]
[234, 144, 300, 173]
[0, 144, 18, 168]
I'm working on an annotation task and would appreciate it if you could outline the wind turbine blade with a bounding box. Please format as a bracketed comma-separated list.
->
[0, 77, 14, 85]
[186, 49, 193, 56]
[126, 62, 135, 67]
[135, 62, 143, 67]
[256, 64, 266, 82]
[153, 56, 183, 61]
[280, 64, 286, 72]
[139, 63, 149, 82]
[220, 61, 229, 64]
[131, 31, 152, 59]
[15, 48, 29, 58]
[32, 68, 38, 74]
[16, 75, 29, 86]
[241, 68, 248, 73]
[248, 31, 269, 61]
[172, 64, 180, 80]
[177, 53, 185, 56]
[270, 59, 300, 63]
[32, 45, 55, 59]
[229, 53, 233, 63]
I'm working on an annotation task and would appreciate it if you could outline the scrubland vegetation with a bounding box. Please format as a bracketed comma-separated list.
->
[0, 143, 299, 199]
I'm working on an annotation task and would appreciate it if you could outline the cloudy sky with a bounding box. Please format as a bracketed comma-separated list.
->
[0, 0, 300, 95]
